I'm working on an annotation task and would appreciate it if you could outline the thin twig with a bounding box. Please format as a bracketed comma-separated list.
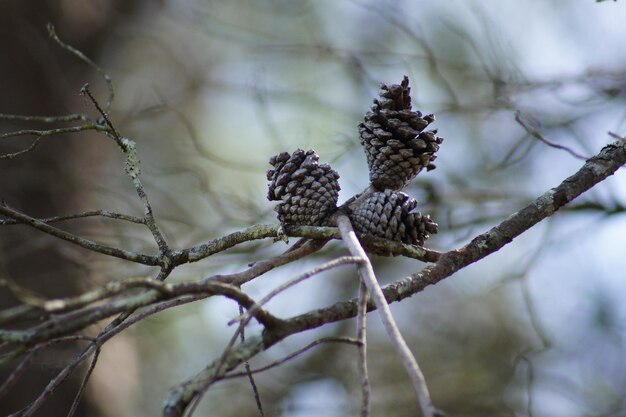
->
[66, 347, 101, 417]
[228, 256, 364, 325]
[515, 111, 590, 160]
[174, 224, 439, 266]
[187, 325, 247, 417]
[238, 304, 266, 417]
[0, 278, 282, 345]
[0, 113, 89, 123]
[79, 85, 123, 147]
[217, 238, 329, 286]
[175, 282, 282, 329]
[0, 209, 145, 226]
[0, 348, 39, 399]
[6, 337, 96, 417]
[357, 280, 370, 417]
[1, 276, 162, 315]
[0, 137, 42, 159]
[80, 85, 169, 253]
[0, 124, 102, 140]
[47, 23, 114, 114]
[336, 214, 439, 417]
[223, 337, 361, 379]
[9, 295, 202, 417]
[165, 139, 626, 417]
[0, 203, 159, 266]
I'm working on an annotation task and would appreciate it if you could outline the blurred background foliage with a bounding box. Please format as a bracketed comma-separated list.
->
[1, 1, 626, 416]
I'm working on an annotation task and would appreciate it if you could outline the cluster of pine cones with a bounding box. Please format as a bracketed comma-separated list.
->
[266, 76, 442, 247]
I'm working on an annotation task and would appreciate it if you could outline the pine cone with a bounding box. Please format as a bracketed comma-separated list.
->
[359, 76, 443, 190]
[349, 189, 437, 246]
[267, 149, 340, 226]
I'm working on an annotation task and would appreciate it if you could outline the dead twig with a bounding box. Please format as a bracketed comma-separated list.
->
[47, 23, 114, 113]
[80, 84, 170, 254]
[357, 279, 370, 417]
[228, 256, 364, 326]
[222, 337, 361, 379]
[515, 110, 590, 160]
[336, 214, 439, 417]
[0, 203, 159, 266]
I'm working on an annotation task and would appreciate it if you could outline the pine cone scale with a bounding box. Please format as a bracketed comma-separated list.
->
[349, 189, 438, 246]
[359, 76, 443, 190]
[267, 149, 340, 226]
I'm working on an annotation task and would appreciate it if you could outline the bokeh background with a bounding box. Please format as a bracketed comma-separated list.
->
[1, 1, 626, 416]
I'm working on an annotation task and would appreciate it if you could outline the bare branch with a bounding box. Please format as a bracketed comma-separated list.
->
[0, 203, 160, 266]
[236, 304, 266, 417]
[47, 23, 114, 114]
[80, 85, 170, 254]
[218, 238, 329, 286]
[5, 337, 96, 417]
[0, 277, 284, 346]
[185, 322, 254, 417]
[292, 139, 626, 330]
[213, 137, 626, 413]
[66, 347, 100, 417]
[175, 127, 624, 409]
[1, 277, 164, 317]
[174, 224, 439, 265]
[515, 110, 590, 160]
[222, 336, 361, 379]
[336, 214, 438, 417]
[9, 138, 626, 417]
[0, 209, 145, 226]
[0, 336, 94, 400]
[357, 280, 370, 417]
[0, 124, 102, 141]
[0, 137, 42, 159]
[228, 256, 365, 326]
[164, 138, 626, 417]
[0, 113, 89, 123]
[3, 296, 204, 417]
[0, 349, 39, 398]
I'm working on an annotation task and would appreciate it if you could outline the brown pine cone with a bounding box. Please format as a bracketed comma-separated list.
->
[267, 149, 340, 226]
[359, 76, 443, 190]
[349, 189, 437, 246]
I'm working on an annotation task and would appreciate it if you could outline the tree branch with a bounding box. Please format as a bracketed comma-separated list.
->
[47, 23, 114, 114]
[162, 138, 626, 417]
[222, 336, 361, 379]
[79, 85, 170, 255]
[0, 279, 283, 346]
[228, 256, 364, 326]
[0, 203, 160, 266]
[173, 224, 439, 265]
[0, 124, 103, 141]
[0, 209, 145, 226]
[357, 280, 370, 417]
[336, 214, 438, 417]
